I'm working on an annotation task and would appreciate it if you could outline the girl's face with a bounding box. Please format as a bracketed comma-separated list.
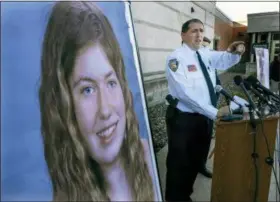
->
[69, 43, 126, 165]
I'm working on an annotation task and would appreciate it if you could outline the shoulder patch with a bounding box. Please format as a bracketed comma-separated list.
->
[168, 58, 179, 72]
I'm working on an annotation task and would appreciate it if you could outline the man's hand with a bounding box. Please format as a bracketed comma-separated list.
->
[227, 41, 245, 55]
[217, 106, 231, 118]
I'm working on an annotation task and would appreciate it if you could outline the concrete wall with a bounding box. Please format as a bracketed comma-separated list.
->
[247, 12, 280, 33]
[130, 1, 216, 107]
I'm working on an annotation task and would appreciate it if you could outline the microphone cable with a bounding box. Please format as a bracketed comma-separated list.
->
[259, 116, 280, 195]
[275, 142, 280, 202]
[251, 115, 259, 202]
[233, 75, 280, 200]
[234, 75, 259, 202]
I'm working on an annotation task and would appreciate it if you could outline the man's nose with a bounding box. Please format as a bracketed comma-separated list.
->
[98, 89, 112, 120]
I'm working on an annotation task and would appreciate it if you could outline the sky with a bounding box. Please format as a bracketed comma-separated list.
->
[216, 2, 279, 25]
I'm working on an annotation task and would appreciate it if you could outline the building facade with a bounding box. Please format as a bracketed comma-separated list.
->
[213, 7, 233, 51]
[245, 11, 280, 74]
[130, 1, 216, 107]
[247, 12, 280, 63]
[214, 7, 250, 63]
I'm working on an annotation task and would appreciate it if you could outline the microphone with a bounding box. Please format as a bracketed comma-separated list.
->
[245, 75, 280, 100]
[215, 85, 243, 108]
[243, 80, 276, 109]
[233, 75, 260, 116]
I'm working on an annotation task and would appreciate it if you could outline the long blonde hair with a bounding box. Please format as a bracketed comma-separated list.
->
[39, 2, 154, 201]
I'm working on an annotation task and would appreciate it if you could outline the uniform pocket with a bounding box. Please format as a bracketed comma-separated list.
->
[189, 72, 204, 86]
[185, 71, 203, 87]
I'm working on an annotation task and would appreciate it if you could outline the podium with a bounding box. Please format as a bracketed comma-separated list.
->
[211, 116, 279, 202]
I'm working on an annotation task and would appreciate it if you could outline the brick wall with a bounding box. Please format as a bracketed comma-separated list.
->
[214, 11, 250, 62]
[232, 24, 250, 62]
[214, 17, 233, 51]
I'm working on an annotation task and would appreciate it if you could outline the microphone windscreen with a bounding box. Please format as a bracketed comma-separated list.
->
[233, 75, 243, 86]
[166, 94, 173, 102]
[246, 75, 258, 84]
[243, 80, 251, 90]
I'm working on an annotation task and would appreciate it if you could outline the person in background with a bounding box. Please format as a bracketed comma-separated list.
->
[164, 18, 245, 202]
[269, 53, 280, 93]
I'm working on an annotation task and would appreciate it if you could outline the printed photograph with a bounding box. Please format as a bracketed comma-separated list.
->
[1, 1, 161, 201]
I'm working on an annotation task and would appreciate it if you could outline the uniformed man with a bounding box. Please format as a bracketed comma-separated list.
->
[165, 18, 245, 202]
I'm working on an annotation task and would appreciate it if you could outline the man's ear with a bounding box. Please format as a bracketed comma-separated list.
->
[181, 32, 184, 38]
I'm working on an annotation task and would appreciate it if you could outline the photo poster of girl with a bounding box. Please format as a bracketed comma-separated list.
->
[255, 47, 270, 89]
[1, 1, 162, 201]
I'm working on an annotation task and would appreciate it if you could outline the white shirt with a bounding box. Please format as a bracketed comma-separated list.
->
[166, 43, 241, 120]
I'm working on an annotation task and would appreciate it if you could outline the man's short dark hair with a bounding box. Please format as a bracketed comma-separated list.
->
[181, 18, 204, 33]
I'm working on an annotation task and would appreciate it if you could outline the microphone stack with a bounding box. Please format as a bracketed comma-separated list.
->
[233, 75, 280, 118]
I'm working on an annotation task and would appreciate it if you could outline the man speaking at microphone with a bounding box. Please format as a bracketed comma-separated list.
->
[164, 18, 245, 202]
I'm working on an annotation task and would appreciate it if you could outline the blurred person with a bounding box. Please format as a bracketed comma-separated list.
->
[269, 53, 280, 93]
[165, 18, 245, 202]
[39, 2, 156, 201]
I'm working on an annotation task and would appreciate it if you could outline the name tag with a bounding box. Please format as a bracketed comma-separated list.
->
[187, 64, 197, 72]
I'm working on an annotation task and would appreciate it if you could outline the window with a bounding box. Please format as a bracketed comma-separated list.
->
[273, 33, 280, 40]
[260, 33, 267, 42]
